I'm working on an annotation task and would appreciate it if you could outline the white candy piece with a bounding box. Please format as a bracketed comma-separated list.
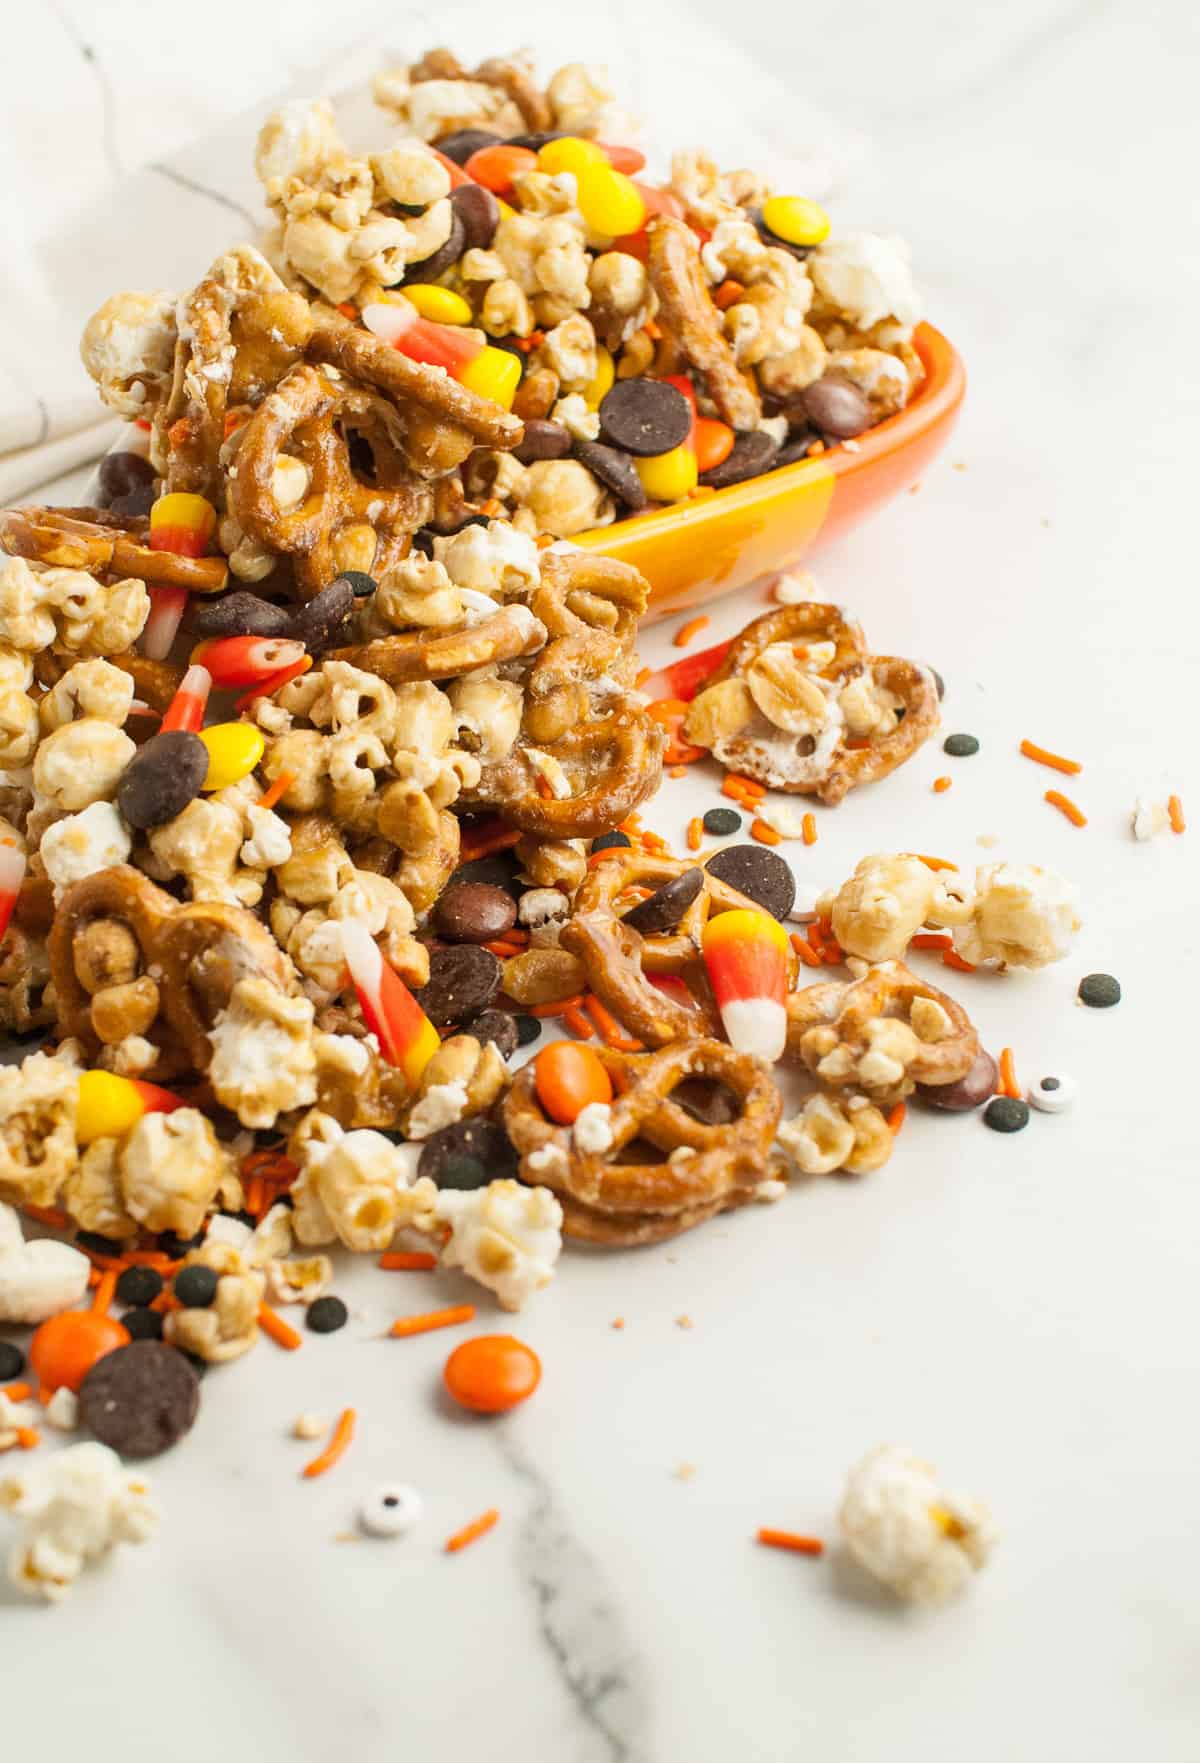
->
[359, 1483, 424, 1538]
[0, 1205, 91, 1324]
[1027, 1073, 1077, 1114]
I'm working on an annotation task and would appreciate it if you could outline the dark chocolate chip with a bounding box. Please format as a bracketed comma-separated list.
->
[983, 1096, 1030, 1133]
[74, 1231, 127, 1256]
[702, 807, 742, 837]
[285, 576, 355, 652]
[699, 428, 780, 489]
[598, 379, 692, 457]
[623, 866, 704, 934]
[515, 418, 572, 463]
[449, 853, 523, 899]
[115, 1266, 163, 1308]
[413, 944, 502, 1027]
[503, 130, 569, 150]
[434, 882, 518, 944]
[418, 1118, 518, 1187]
[916, 1048, 998, 1113]
[943, 733, 979, 757]
[156, 1230, 205, 1258]
[572, 439, 648, 510]
[433, 127, 502, 164]
[117, 730, 209, 830]
[591, 831, 631, 851]
[78, 1341, 200, 1459]
[449, 181, 500, 252]
[402, 210, 465, 284]
[95, 450, 155, 509]
[466, 1008, 519, 1060]
[704, 844, 796, 920]
[173, 1265, 219, 1308]
[774, 431, 819, 468]
[306, 1296, 348, 1334]
[108, 482, 158, 520]
[798, 375, 873, 440]
[340, 570, 379, 598]
[0, 1341, 26, 1382]
[515, 1014, 542, 1047]
[122, 1307, 165, 1342]
[189, 591, 292, 639]
[1078, 973, 1121, 1008]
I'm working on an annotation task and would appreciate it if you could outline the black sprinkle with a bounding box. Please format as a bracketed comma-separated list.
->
[306, 1296, 348, 1335]
[0, 1341, 26, 1382]
[174, 1266, 219, 1308]
[1039, 1076, 1061, 1092]
[983, 1096, 1030, 1133]
[943, 733, 979, 757]
[122, 1307, 165, 1343]
[515, 1014, 542, 1047]
[702, 807, 742, 837]
[591, 831, 631, 852]
[115, 1266, 163, 1308]
[1079, 973, 1121, 1008]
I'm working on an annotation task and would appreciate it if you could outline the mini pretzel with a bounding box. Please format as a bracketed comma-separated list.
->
[529, 548, 649, 650]
[785, 960, 978, 1101]
[33, 649, 184, 712]
[408, 47, 552, 131]
[504, 1038, 782, 1245]
[646, 217, 762, 431]
[561, 850, 788, 1045]
[230, 364, 433, 599]
[155, 901, 294, 1070]
[332, 602, 547, 684]
[307, 308, 523, 475]
[0, 505, 229, 594]
[470, 703, 664, 839]
[47, 866, 181, 1077]
[695, 603, 939, 805]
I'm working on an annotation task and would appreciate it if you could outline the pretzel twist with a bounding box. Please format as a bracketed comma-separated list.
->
[469, 703, 665, 839]
[0, 505, 228, 593]
[647, 217, 762, 430]
[785, 960, 979, 1101]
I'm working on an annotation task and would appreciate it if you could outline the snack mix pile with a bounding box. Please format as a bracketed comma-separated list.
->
[0, 49, 1082, 1604]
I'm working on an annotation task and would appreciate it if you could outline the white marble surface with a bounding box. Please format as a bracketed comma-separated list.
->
[4, 4, 1200, 1759]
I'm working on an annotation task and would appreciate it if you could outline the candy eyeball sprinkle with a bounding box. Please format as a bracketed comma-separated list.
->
[1028, 1072, 1077, 1113]
[359, 1483, 424, 1538]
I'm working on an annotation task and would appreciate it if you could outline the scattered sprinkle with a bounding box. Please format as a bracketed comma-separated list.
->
[257, 769, 296, 812]
[756, 1528, 824, 1556]
[1168, 794, 1186, 834]
[802, 812, 817, 846]
[391, 1305, 476, 1339]
[445, 1508, 499, 1555]
[301, 1407, 356, 1479]
[751, 817, 781, 846]
[932, 776, 952, 793]
[942, 949, 976, 973]
[997, 1047, 1020, 1099]
[258, 1304, 303, 1350]
[673, 614, 710, 648]
[611, 1317, 625, 1331]
[1044, 789, 1087, 827]
[886, 1102, 906, 1133]
[378, 1251, 438, 1271]
[687, 816, 703, 852]
[1020, 739, 1082, 776]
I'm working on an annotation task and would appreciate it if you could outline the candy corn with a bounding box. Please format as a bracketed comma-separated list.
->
[234, 652, 312, 714]
[149, 493, 216, 558]
[160, 663, 212, 734]
[0, 842, 26, 944]
[361, 303, 521, 409]
[191, 635, 306, 689]
[76, 1070, 186, 1145]
[141, 586, 190, 661]
[639, 638, 733, 703]
[701, 908, 790, 1062]
[340, 920, 439, 1090]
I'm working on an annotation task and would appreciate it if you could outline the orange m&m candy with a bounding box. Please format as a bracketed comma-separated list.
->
[533, 1040, 613, 1125]
[444, 1335, 542, 1413]
[29, 1310, 130, 1393]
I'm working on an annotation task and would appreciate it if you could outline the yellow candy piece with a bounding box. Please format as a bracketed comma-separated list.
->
[402, 284, 473, 325]
[537, 136, 609, 178]
[760, 195, 830, 248]
[458, 345, 522, 410]
[496, 198, 517, 221]
[199, 721, 266, 792]
[149, 492, 216, 541]
[76, 1071, 145, 1146]
[584, 347, 615, 412]
[635, 445, 698, 503]
[575, 165, 646, 240]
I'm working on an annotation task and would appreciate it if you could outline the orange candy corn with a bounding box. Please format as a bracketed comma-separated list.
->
[701, 909, 790, 1062]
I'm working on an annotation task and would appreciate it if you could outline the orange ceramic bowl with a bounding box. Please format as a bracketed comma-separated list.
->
[573, 322, 964, 620]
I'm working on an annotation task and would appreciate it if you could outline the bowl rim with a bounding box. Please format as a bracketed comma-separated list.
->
[572, 321, 966, 548]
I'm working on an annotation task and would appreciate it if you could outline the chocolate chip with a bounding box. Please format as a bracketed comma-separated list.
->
[622, 866, 704, 934]
[572, 439, 648, 510]
[598, 379, 692, 457]
[466, 1008, 519, 1060]
[418, 1118, 518, 1187]
[774, 430, 819, 468]
[402, 210, 465, 283]
[449, 853, 523, 899]
[117, 730, 209, 830]
[943, 733, 978, 757]
[515, 1014, 542, 1047]
[1078, 973, 1121, 1008]
[916, 1048, 998, 1113]
[704, 844, 796, 920]
[591, 831, 631, 852]
[306, 1296, 348, 1334]
[515, 418, 572, 463]
[122, 1308, 164, 1342]
[78, 1341, 200, 1459]
[503, 130, 569, 150]
[174, 1265, 219, 1308]
[434, 882, 517, 944]
[0, 1341, 25, 1382]
[798, 375, 872, 440]
[983, 1096, 1030, 1133]
[340, 570, 379, 598]
[95, 450, 155, 509]
[115, 1266, 163, 1308]
[189, 591, 292, 639]
[413, 944, 502, 1027]
[107, 483, 157, 520]
[449, 181, 500, 251]
[702, 807, 742, 836]
[433, 128, 502, 164]
[286, 576, 355, 652]
[699, 429, 780, 489]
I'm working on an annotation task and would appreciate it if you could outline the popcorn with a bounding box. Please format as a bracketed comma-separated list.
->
[839, 1444, 996, 1604]
[32, 719, 135, 815]
[810, 233, 921, 335]
[819, 854, 974, 964]
[61, 1137, 138, 1240]
[520, 458, 614, 537]
[0, 557, 149, 658]
[163, 1241, 265, 1364]
[534, 314, 598, 392]
[776, 1093, 892, 1176]
[39, 800, 132, 900]
[0, 1051, 80, 1207]
[0, 1202, 91, 1323]
[119, 1108, 233, 1238]
[402, 1035, 508, 1141]
[79, 290, 177, 418]
[289, 1113, 438, 1252]
[434, 520, 540, 599]
[954, 863, 1081, 970]
[436, 1179, 563, 1311]
[207, 979, 319, 1129]
[1, 1442, 158, 1603]
[37, 658, 134, 732]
